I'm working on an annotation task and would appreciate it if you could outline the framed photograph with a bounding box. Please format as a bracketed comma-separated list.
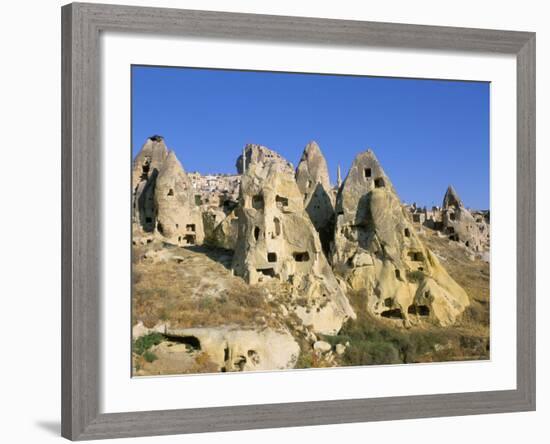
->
[61, 2, 535, 440]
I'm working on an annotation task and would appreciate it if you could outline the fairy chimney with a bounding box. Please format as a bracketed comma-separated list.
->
[331, 150, 470, 326]
[132, 135, 169, 232]
[295, 141, 335, 254]
[154, 151, 204, 246]
[441, 185, 489, 252]
[232, 144, 355, 334]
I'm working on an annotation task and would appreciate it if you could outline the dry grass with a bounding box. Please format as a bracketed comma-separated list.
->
[418, 227, 490, 333]
[132, 226, 490, 372]
[134, 349, 219, 376]
[334, 232, 491, 367]
[132, 243, 280, 329]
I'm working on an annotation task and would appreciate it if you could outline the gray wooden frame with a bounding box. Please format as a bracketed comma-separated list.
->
[61, 2, 536, 440]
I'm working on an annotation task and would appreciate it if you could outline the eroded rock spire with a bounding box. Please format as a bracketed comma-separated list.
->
[331, 150, 470, 326]
[232, 144, 355, 334]
[295, 141, 335, 254]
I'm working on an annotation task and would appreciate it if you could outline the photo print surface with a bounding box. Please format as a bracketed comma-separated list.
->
[131, 66, 490, 376]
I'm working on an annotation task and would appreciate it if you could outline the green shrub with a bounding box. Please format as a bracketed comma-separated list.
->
[143, 350, 158, 363]
[133, 332, 164, 355]
[295, 352, 314, 369]
[406, 270, 425, 282]
[337, 313, 446, 366]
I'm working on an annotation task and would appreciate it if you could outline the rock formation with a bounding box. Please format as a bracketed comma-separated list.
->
[132, 135, 169, 232]
[165, 326, 300, 372]
[441, 186, 489, 252]
[210, 209, 239, 250]
[236, 143, 294, 174]
[231, 144, 355, 334]
[295, 141, 335, 254]
[154, 152, 204, 245]
[132, 136, 204, 245]
[331, 150, 470, 326]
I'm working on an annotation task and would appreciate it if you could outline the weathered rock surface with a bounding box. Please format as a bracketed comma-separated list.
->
[331, 150, 470, 326]
[231, 145, 355, 334]
[132, 321, 167, 339]
[202, 207, 228, 244]
[166, 326, 300, 372]
[154, 151, 205, 245]
[210, 210, 239, 250]
[441, 186, 489, 252]
[313, 340, 332, 353]
[236, 143, 294, 175]
[132, 136, 204, 245]
[295, 141, 335, 254]
[132, 136, 169, 232]
[335, 343, 346, 355]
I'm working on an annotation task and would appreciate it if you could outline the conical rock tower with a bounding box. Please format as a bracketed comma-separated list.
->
[232, 145, 355, 334]
[441, 185, 489, 252]
[154, 151, 204, 245]
[132, 136, 169, 232]
[132, 136, 204, 245]
[295, 141, 335, 254]
[331, 150, 470, 326]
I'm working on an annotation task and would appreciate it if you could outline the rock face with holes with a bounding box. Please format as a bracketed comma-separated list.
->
[132, 135, 169, 232]
[295, 141, 335, 254]
[166, 326, 300, 372]
[441, 185, 489, 252]
[132, 136, 204, 245]
[231, 145, 355, 334]
[154, 151, 205, 246]
[331, 150, 470, 326]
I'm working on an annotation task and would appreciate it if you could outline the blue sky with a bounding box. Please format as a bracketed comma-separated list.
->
[132, 66, 490, 209]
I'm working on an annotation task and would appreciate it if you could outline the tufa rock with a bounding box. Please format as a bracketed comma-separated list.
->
[154, 151, 205, 246]
[313, 340, 332, 353]
[236, 143, 294, 175]
[295, 141, 335, 254]
[132, 136, 169, 232]
[441, 186, 489, 252]
[209, 209, 240, 250]
[132, 137, 204, 245]
[231, 145, 355, 334]
[331, 150, 470, 326]
[335, 343, 346, 355]
[166, 326, 299, 372]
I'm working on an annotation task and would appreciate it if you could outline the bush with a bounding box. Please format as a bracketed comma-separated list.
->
[295, 352, 314, 369]
[406, 270, 425, 282]
[133, 332, 164, 355]
[337, 313, 445, 365]
[143, 350, 158, 363]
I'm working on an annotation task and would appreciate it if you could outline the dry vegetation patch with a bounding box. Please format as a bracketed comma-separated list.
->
[132, 243, 283, 330]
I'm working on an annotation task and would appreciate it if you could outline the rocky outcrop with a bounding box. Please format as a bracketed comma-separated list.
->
[295, 141, 335, 254]
[154, 151, 205, 246]
[202, 207, 227, 244]
[331, 150, 470, 326]
[236, 143, 294, 175]
[132, 136, 204, 245]
[166, 326, 300, 372]
[231, 145, 355, 334]
[441, 186, 489, 252]
[132, 136, 169, 232]
[210, 210, 239, 250]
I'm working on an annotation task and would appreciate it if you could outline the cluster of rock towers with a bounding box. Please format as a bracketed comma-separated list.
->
[133, 136, 479, 332]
